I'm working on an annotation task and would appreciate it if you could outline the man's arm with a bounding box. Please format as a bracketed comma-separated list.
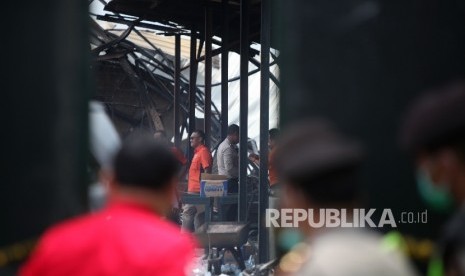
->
[249, 153, 260, 166]
[203, 162, 212, 174]
[200, 150, 213, 174]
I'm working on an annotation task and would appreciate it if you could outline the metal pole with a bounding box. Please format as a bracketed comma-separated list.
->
[2, 0, 89, 262]
[259, 0, 271, 263]
[204, 7, 213, 148]
[249, 56, 280, 90]
[189, 28, 198, 160]
[239, 0, 249, 222]
[221, 0, 229, 140]
[174, 34, 181, 148]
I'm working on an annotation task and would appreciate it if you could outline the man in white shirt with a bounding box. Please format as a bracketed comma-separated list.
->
[216, 124, 239, 220]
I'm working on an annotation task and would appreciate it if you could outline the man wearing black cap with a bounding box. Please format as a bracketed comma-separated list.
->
[274, 119, 416, 276]
[401, 80, 465, 276]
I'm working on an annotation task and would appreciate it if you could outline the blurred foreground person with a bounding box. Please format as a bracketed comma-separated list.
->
[21, 134, 196, 276]
[275, 119, 417, 276]
[401, 81, 465, 276]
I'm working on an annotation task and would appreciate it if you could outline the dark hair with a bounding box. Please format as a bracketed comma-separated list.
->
[154, 130, 167, 137]
[228, 124, 239, 135]
[401, 80, 465, 158]
[114, 133, 179, 190]
[193, 130, 206, 143]
[275, 119, 363, 206]
[269, 128, 280, 141]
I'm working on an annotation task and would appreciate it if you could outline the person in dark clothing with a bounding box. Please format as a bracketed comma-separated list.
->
[400, 80, 465, 276]
[273, 119, 417, 275]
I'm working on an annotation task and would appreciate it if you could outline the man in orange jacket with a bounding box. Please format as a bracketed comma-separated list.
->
[182, 130, 212, 231]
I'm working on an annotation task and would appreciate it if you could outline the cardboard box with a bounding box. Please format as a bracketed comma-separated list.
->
[200, 174, 228, 197]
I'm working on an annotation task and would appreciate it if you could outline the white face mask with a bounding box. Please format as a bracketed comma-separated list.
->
[277, 228, 305, 252]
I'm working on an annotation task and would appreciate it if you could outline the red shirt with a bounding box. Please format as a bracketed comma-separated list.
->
[188, 144, 212, 193]
[20, 201, 197, 276]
